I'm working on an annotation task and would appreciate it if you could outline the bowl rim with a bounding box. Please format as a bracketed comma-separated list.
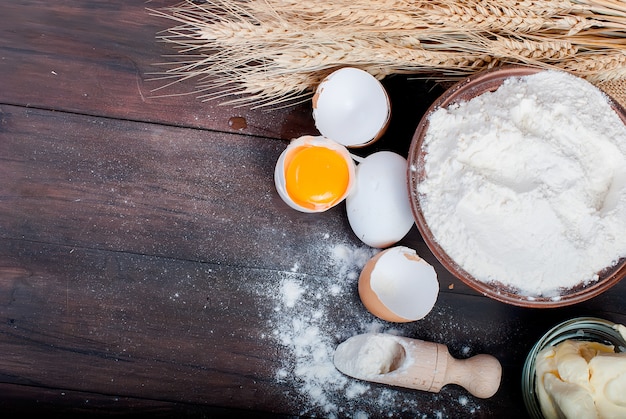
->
[406, 65, 626, 308]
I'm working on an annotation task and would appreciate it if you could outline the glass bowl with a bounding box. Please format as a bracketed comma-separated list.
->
[521, 317, 626, 418]
[406, 65, 626, 308]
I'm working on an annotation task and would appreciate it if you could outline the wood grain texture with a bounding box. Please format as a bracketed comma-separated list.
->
[0, 0, 314, 140]
[1, 1, 625, 418]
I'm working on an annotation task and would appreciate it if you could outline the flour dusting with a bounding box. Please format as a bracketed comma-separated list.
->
[272, 243, 377, 417]
[262, 242, 485, 417]
[279, 279, 304, 308]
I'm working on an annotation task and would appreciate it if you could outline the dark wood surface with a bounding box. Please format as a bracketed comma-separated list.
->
[1, 1, 625, 418]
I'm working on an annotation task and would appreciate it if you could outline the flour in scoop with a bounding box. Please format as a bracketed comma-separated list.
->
[334, 334, 406, 378]
[418, 70, 626, 297]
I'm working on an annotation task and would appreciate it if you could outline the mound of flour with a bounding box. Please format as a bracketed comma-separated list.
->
[417, 70, 626, 296]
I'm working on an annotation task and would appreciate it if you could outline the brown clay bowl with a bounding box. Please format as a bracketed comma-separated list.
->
[407, 65, 626, 308]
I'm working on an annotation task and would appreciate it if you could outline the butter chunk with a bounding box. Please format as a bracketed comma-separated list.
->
[554, 341, 592, 388]
[543, 373, 597, 419]
[589, 354, 626, 418]
[535, 338, 626, 419]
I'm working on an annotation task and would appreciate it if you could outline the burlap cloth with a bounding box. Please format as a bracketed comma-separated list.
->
[596, 79, 626, 110]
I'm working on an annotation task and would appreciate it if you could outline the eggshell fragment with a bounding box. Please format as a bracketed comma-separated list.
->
[359, 246, 439, 322]
[312, 67, 390, 148]
[346, 151, 415, 248]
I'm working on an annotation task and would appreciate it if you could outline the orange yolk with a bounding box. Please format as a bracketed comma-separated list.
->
[284, 146, 350, 210]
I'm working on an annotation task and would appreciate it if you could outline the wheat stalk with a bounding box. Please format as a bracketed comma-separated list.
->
[556, 49, 626, 80]
[149, 0, 626, 107]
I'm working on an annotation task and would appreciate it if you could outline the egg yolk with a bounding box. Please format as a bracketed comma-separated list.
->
[285, 146, 350, 210]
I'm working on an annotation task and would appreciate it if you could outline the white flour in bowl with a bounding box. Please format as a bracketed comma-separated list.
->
[417, 70, 626, 297]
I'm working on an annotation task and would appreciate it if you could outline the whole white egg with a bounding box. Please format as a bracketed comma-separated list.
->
[312, 67, 390, 148]
[346, 151, 415, 248]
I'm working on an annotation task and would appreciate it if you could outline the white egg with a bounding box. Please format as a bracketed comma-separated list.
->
[346, 151, 415, 248]
[312, 67, 390, 148]
[274, 135, 356, 213]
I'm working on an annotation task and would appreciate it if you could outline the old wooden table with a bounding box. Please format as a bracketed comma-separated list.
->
[1, 1, 625, 418]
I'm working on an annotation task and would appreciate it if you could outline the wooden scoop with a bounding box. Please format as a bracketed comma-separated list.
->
[333, 333, 501, 398]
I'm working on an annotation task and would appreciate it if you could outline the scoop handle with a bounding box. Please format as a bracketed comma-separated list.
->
[443, 352, 502, 398]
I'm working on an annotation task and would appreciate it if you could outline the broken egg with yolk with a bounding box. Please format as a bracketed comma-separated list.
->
[274, 135, 355, 212]
[359, 246, 439, 322]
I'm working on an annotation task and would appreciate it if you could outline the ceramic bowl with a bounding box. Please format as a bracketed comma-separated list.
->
[407, 66, 626, 307]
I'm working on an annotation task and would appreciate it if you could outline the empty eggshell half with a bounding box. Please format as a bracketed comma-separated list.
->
[346, 151, 415, 248]
[312, 67, 390, 148]
[359, 246, 439, 322]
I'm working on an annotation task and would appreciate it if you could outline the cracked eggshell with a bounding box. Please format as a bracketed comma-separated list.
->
[358, 246, 439, 323]
[346, 151, 415, 248]
[312, 67, 390, 148]
[274, 135, 356, 213]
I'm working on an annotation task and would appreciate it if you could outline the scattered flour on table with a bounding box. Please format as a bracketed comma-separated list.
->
[272, 243, 378, 417]
[417, 70, 626, 296]
[262, 241, 484, 418]
[279, 279, 304, 308]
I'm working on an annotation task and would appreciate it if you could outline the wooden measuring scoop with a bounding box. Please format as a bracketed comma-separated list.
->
[333, 333, 501, 398]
